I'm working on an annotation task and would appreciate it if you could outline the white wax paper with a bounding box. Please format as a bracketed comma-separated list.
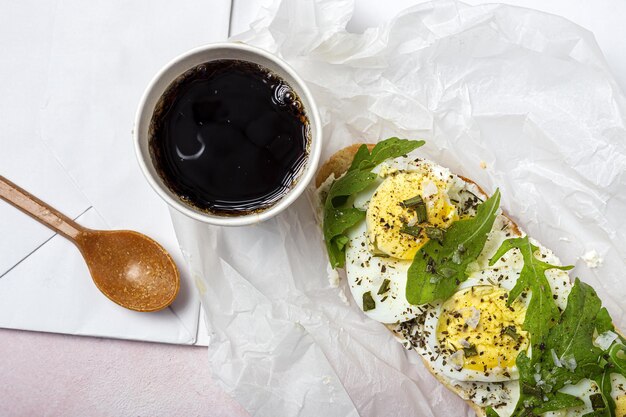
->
[170, 1, 626, 416]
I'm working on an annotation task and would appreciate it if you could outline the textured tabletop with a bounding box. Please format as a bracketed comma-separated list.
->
[0, 329, 248, 417]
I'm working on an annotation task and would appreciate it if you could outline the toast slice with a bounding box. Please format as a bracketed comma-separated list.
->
[316, 143, 625, 417]
[317, 143, 504, 416]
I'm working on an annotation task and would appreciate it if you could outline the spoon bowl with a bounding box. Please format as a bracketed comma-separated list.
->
[0, 176, 180, 312]
[76, 230, 179, 312]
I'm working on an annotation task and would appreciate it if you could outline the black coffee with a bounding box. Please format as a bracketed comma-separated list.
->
[149, 59, 310, 215]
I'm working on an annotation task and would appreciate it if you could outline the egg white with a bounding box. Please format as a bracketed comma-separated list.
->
[345, 221, 418, 323]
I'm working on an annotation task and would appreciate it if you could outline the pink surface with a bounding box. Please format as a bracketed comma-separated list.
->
[0, 329, 250, 417]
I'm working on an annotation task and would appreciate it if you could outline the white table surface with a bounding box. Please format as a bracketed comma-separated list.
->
[2, 1, 625, 416]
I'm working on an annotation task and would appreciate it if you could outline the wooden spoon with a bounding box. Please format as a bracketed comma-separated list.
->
[0, 176, 180, 312]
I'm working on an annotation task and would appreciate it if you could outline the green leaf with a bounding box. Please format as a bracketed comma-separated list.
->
[510, 279, 622, 416]
[543, 279, 604, 389]
[595, 308, 615, 335]
[324, 208, 365, 267]
[510, 351, 543, 416]
[485, 407, 500, 417]
[488, 242, 625, 417]
[609, 342, 626, 375]
[355, 137, 425, 171]
[327, 170, 377, 206]
[400, 225, 423, 237]
[489, 236, 573, 349]
[322, 138, 425, 268]
[348, 144, 372, 172]
[425, 226, 445, 243]
[533, 392, 584, 414]
[405, 189, 501, 304]
[324, 207, 367, 240]
[335, 235, 349, 251]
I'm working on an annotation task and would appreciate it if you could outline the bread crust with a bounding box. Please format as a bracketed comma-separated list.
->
[315, 144, 375, 188]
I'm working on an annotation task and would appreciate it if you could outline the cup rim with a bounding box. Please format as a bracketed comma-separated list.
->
[133, 42, 322, 226]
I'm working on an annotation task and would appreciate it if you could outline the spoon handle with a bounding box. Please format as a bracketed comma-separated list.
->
[0, 175, 85, 240]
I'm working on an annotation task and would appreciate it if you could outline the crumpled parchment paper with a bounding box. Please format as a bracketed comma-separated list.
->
[169, 1, 626, 416]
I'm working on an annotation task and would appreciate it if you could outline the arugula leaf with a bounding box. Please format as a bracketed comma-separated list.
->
[510, 279, 624, 417]
[543, 279, 604, 389]
[405, 189, 500, 304]
[512, 351, 543, 414]
[609, 342, 626, 374]
[335, 235, 349, 252]
[489, 236, 573, 349]
[322, 138, 425, 268]
[324, 207, 367, 241]
[349, 144, 372, 172]
[596, 307, 615, 335]
[533, 392, 584, 414]
[352, 138, 425, 171]
[326, 170, 377, 206]
[485, 407, 500, 417]
[323, 208, 366, 267]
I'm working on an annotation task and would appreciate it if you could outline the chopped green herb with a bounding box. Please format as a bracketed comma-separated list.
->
[362, 291, 376, 311]
[401, 195, 427, 223]
[463, 345, 478, 357]
[400, 225, 422, 237]
[425, 226, 445, 243]
[589, 393, 605, 411]
[400, 194, 425, 208]
[377, 279, 391, 295]
[503, 325, 521, 342]
[323, 138, 425, 268]
[415, 203, 428, 223]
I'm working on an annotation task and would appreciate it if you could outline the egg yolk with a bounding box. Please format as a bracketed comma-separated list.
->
[366, 170, 458, 260]
[436, 286, 529, 374]
[616, 395, 626, 416]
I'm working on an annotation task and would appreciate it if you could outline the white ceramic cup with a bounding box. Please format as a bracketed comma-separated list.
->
[134, 43, 322, 226]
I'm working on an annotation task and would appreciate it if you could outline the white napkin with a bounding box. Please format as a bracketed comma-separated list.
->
[171, 0, 626, 415]
[0, 0, 230, 344]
